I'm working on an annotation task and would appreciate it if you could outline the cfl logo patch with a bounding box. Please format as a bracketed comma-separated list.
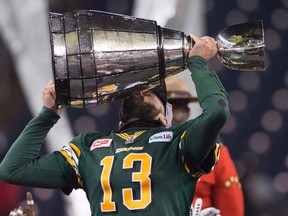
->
[90, 139, 113, 151]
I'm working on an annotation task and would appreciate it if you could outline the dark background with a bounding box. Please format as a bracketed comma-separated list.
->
[0, 0, 287, 215]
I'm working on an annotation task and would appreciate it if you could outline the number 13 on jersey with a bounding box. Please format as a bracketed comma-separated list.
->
[100, 153, 152, 212]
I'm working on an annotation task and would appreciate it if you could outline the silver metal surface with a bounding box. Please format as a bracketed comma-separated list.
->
[49, 10, 265, 108]
[217, 20, 265, 71]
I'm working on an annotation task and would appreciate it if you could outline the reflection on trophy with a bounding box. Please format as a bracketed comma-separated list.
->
[48, 10, 265, 108]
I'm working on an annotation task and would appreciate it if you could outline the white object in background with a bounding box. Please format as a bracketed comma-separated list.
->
[133, 0, 177, 26]
[0, 1, 90, 216]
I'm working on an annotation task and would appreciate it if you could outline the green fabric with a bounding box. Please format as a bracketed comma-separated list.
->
[188, 56, 228, 103]
[0, 56, 229, 216]
[68, 126, 199, 216]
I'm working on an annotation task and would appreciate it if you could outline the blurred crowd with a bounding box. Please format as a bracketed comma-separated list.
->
[1, 0, 288, 216]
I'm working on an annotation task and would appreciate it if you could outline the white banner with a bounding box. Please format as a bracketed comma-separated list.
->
[0, 1, 90, 216]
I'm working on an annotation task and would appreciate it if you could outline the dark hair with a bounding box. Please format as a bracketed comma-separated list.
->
[119, 94, 162, 124]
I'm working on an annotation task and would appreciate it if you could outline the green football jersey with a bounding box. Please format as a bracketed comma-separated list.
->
[0, 56, 228, 216]
[60, 121, 219, 216]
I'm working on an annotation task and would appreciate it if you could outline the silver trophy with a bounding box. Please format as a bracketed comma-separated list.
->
[48, 10, 265, 108]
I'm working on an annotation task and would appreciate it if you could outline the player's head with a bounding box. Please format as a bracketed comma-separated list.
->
[119, 87, 169, 130]
[166, 76, 198, 125]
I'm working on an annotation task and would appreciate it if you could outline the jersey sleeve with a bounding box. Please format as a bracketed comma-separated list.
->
[0, 107, 79, 191]
[58, 131, 104, 194]
[179, 56, 229, 178]
[58, 134, 86, 192]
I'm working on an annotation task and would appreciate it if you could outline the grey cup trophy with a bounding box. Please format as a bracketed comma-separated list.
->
[48, 10, 265, 108]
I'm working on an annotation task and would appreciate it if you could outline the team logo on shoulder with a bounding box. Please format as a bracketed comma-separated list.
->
[149, 131, 173, 143]
[90, 139, 113, 151]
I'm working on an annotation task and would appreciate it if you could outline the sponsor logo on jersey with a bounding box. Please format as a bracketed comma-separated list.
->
[115, 146, 144, 154]
[149, 131, 173, 143]
[90, 139, 113, 151]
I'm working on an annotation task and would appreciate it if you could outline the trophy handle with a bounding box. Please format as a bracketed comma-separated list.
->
[216, 20, 266, 71]
[186, 20, 265, 71]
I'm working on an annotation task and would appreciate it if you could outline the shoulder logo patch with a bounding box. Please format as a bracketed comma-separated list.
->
[149, 131, 173, 143]
[90, 139, 113, 151]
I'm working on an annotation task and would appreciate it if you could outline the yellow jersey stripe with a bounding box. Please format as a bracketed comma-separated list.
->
[70, 143, 81, 157]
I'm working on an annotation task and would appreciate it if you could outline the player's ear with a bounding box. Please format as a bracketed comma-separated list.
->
[119, 121, 124, 128]
[157, 115, 168, 127]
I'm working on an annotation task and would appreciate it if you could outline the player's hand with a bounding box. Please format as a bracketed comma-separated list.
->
[9, 192, 36, 216]
[42, 79, 63, 115]
[189, 35, 218, 62]
[190, 198, 221, 216]
[25, 192, 36, 216]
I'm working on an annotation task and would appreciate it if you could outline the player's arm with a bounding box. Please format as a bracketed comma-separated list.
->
[0, 106, 78, 188]
[180, 35, 229, 175]
[0, 81, 78, 189]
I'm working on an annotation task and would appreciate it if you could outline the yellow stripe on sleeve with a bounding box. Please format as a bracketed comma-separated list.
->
[60, 145, 83, 187]
[180, 130, 187, 140]
[60, 150, 74, 168]
[70, 143, 81, 157]
[214, 142, 221, 164]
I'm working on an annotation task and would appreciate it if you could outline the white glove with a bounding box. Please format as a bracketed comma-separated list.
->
[190, 198, 221, 216]
[201, 207, 221, 216]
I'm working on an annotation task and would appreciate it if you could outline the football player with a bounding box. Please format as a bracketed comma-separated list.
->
[0, 35, 229, 216]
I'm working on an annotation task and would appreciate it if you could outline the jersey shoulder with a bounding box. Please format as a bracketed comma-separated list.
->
[70, 131, 107, 149]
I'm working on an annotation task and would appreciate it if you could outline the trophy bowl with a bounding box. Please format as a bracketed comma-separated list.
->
[217, 20, 265, 71]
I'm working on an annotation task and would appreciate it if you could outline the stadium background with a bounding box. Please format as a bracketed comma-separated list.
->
[0, 0, 287, 215]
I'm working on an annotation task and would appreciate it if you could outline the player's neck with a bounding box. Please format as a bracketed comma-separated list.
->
[118, 119, 163, 132]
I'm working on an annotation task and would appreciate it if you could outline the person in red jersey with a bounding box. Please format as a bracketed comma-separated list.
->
[0, 182, 22, 216]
